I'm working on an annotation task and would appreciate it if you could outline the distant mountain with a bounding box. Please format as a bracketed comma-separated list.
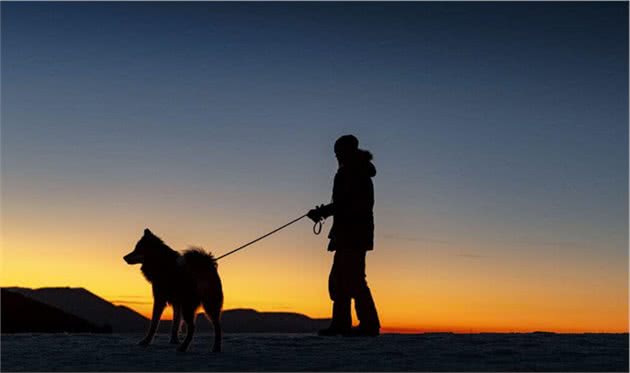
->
[160, 309, 330, 334]
[222, 309, 330, 333]
[3, 287, 330, 333]
[5, 287, 148, 332]
[1, 289, 111, 333]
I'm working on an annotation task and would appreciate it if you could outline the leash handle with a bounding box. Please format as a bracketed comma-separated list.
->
[313, 218, 325, 235]
[215, 214, 312, 261]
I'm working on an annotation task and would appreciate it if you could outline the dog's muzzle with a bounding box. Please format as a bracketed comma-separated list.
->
[123, 252, 143, 264]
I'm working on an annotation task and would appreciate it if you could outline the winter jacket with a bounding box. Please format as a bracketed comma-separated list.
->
[319, 154, 376, 251]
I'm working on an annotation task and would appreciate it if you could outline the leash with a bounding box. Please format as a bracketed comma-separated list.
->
[215, 213, 325, 261]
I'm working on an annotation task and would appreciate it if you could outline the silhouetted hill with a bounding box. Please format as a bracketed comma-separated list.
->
[5, 287, 146, 332]
[1, 289, 111, 333]
[4, 287, 331, 333]
[222, 309, 330, 333]
[159, 309, 330, 333]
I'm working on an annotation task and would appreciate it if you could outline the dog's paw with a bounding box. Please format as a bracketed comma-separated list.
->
[137, 339, 150, 346]
[169, 337, 180, 344]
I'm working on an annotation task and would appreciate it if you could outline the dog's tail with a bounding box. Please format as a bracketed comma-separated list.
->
[183, 247, 218, 271]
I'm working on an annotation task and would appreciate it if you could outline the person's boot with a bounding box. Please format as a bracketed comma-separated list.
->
[318, 300, 351, 336]
[345, 287, 380, 337]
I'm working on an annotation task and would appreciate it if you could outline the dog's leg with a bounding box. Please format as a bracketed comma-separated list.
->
[203, 301, 222, 352]
[176, 305, 196, 352]
[138, 298, 166, 346]
[169, 305, 181, 344]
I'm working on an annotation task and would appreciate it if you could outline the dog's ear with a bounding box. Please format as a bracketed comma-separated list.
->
[144, 228, 153, 236]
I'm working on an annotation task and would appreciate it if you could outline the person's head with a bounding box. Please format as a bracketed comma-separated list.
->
[334, 134, 360, 166]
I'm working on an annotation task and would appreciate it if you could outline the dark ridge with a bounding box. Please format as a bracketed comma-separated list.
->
[4, 287, 331, 333]
[532, 331, 557, 335]
[159, 308, 330, 333]
[4, 287, 147, 332]
[1, 289, 111, 333]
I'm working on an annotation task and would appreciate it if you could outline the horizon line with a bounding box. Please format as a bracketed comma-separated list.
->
[4, 285, 628, 334]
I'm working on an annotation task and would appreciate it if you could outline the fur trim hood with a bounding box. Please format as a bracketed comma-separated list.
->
[344, 149, 376, 177]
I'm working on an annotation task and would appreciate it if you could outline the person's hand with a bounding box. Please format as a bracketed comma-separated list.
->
[307, 207, 322, 223]
[308, 204, 328, 223]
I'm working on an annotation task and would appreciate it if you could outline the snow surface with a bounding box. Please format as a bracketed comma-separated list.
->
[1, 333, 628, 371]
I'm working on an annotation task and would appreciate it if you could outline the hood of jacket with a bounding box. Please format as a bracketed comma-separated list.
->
[341, 151, 376, 178]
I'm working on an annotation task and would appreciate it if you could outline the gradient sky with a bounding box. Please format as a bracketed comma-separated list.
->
[1, 2, 628, 333]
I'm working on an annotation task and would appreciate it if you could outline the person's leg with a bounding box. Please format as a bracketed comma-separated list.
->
[331, 297, 351, 329]
[348, 250, 380, 336]
[319, 250, 352, 336]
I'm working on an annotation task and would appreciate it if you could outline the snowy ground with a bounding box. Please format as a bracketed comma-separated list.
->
[2, 333, 628, 371]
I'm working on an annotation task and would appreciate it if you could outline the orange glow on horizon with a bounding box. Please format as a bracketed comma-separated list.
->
[109, 299, 628, 334]
[2, 221, 628, 334]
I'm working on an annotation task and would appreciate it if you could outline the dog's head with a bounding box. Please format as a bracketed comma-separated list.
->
[124, 228, 161, 265]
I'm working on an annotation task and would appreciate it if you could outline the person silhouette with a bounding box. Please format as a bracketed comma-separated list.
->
[308, 134, 380, 337]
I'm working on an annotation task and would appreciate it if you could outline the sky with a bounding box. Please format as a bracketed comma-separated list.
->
[1, 2, 628, 333]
